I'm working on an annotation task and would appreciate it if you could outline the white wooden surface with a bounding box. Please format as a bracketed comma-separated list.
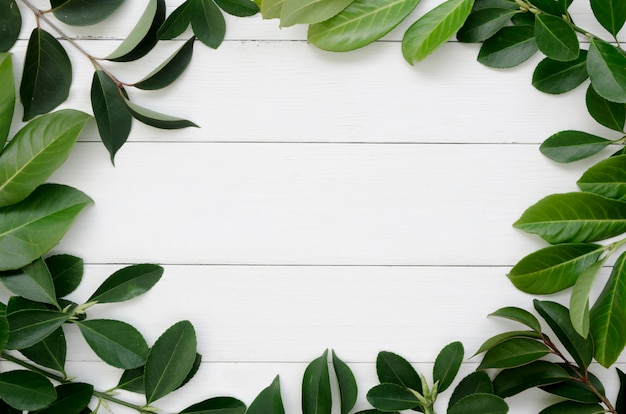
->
[5, 1, 626, 413]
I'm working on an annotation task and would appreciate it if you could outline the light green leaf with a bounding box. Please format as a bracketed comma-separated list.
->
[366, 383, 421, 412]
[0, 53, 15, 149]
[135, 37, 195, 90]
[376, 351, 421, 391]
[492, 360, 569, 398]
[448, 393, 508, 414]
[532, 51, 588, 94]
[179, 397, 247, 414]
[534, 13, 579, 62]
[586, 84, 626, 132]
[247, 376, 285, 414]
[214, 0, 259, 17]
[123, 97, 198, 130]
[477, 25, 537, 68]
[19, 327, 66, 374]
[0, 371, 56, 411]
[448, 371, 494, 410]
[280, 0, 353, 27]
[433, 341, 463, 392]
[539, 400, 605, 414]
[46, 254, 83, 298]
[302, 350, 332, 414]
[457, 8, 518, 43]
[590, 0, 626, 37]
[332, 350, 358, 414]
[540, 130, 611, 163]
[50, 0, 125, 26]
[474, 331, 542, 356]
[478, 337, 550, 369]
[191, 0, 226, 49]
[587, 38, 626, 104]
[6, 309, 70, 349]
[402, 0, 474, 64]
[308, 0, 421, 52]
[489, 307, 542, 333]
[0, 258, 58, 307]
[261, 0, 286, 18]
[0, 1, 21, 52]
[157, 0, 193, 39]
[569, 259, 605, 337]
[88, 263, 163, 303]
[77, 319, 148, 369]
[578, 155, 626, 201]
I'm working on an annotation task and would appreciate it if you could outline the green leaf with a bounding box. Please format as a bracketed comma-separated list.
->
[507, 243, 604, 294]
[590, 0, 626, 37]
[0, 109, 90, 207]
[0, 259, 58, 307]
[145, 320, 197, 403]
[532, 50, 588, 94]
[20, 29, 72, 121]
[0, 1, 21, 52]
[77, 319, 149, 369]
[513, 192, 626, 244]
[332, 350, 358, 414]
[527, 0, 569, 15]
[179, 397, 247, 414]
[492, 360, 570, 398]
[586, 84, 626, 132]
[376, 351, 422, 391]
[478, 337, 550, 369]
[246, 376, 285, 414]
[0, 184, 93, 271]
[539, 401, 604, 414]
[433, 341, 463, 392]
[46, 254, 83, 298]
[474, 331, 542, 355]
[570, 260, 606, 337]
[534, 13, 578, 61]
[402, 0, 474, 64]
[191, 0, 226, 49]
[105, 0, 166, 62]
[19, 327, 66, 374]
[511, 12, 535, 26]
[6, 309, 70, 349]
[541, 365, 604, 403]
[116, 366, 144, 394]
[366, 383, 421, 412]
[0, 53, 15, 149]
[260, 0, 286, 18]
[590, 250, 626, 367]
[308, 0, 421, 52]
[588, 38, 626, 104]
[540, 130, 611, 163]
[0, 316, 8, 353]
[617, 368, 626, 412]
[448, 371, 494, 410]
[457, 8, 518, 43]
[280, 0, 353, 27]
[50, 0, 125, 26]
[91, 70, 132, 163]
[214, 0, 259, 16]
[123, 96, 198, 130]
[477, 26, 538, 68]
[0, 371, 56, 411]
[157, 0, 193, 39]
[33, 382, 93, 414]
[473, 0, 518, 11]
[489, 307, 542, 333]
[6, 296, 46, 313]
[448, 393, 508, 414]
[135, 37, 195, 90]
[88, 263, 163, 304]
[302, 350, 332, 414]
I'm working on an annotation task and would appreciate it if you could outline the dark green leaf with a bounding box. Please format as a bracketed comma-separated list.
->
[214, 0, 259, 17]
[280, 0, 351, 27]
[489, 307, 542, 333]
[6, 309, 70, 349]
[586, 84, 626, 132]
[617, 368, 626, 412]
[0, 316, 8, 353]
[191, 0, 226, 49]
[116, 366, 144, 394]
[6, 296, 46, 313]
[511, 12, 535, 26]
[19, 327, 66, 374]
[145, 320, 197, 403]
[0, 184, 93, 271]
[477, 26, 538, 68]
[105, 0, 166, 62]
[457, 8, 518, 43]
[0, 401, 22, 414]
[528, 0, 568, 15]
[302, 349, 331, 414]
[492, 361, 570, 397]
[433, 341, 463, 392]
[402, 0, 474, 64]
[570, 259, 605, 336]
[32, 382, 93, 414]
[123, 97, 198, 130]
[135, 37, 195, 90]
[354, 411, 397, 414]
[91, 70, 132, 163]
[540, 130, 611, 162]
[308, 0, 421, 52]
[332, 350, 358, 414]
[366, 383, 421, 411]
[448, 371, 494, 410]
[472, 0, 518, 11]
[157, 0, 193, 39]
[376, 351, 421, 391]
[541, 365, 604, 403]
[590, 0, 626, 37]
[532, 50, 588, 94]
[0, 1, 21, 52]
[588, 38, 626, 104]
[478, 337, 550, 369]
[88, 263, 163, 303]
[534, 14, 578, 61]
[0, 53, 15, 149]
[179, 397, 247, 414]
[474, 331, 542, 355]
[77, 319, 149, 369]
[246, 376, 285, 414]
[50, 0, 125, 26]
[448, 393, 508, 414]
[0, 371, 56, 411]
[0, 259, 58, 307]
[46, 254, 83, 298]
[538, 401, 604, 414]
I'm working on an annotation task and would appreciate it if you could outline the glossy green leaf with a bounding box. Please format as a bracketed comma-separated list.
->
[0, 371, 56, 411]
[0, 316, 8, 353]
[19, 327, 66, 374]
[433, 341, 463, 392]
[539, 401, 604, 414]
[507, 243, 604, 294]
[590, 250, 626, 367]
[0, 109, 90, 207]
[46, 254, 83, 298]
[474, 331, 542, 355]
[457, 8, 518, 43]
[478, 337, 550, 369]
[367, 383, 420, 411]
[448, 393, 508, 414]
[135, 37, 195, 90]
[492, 360, 569, 398]
[570, 259, 605, 337]
[280, 0, 352, 27]
[540, 130, 611, 162]
[0, 259, 58, 307]
[91, 70, 132, 163]
[123, 96, 198, 130]
[191, 0, 226, 49]
[477, 26, 537, 68]
[302, 350, 332, 414]
[214, 0, 259, 16]
[77, 319, 149, 369]
[34, 382, 93, 414]
[527, 0, 569, 15]
[513, 192, 626, 244]
[308, 0, 421, 52]
[247, 376, 285, 414]
[6, 296, 46, 313]
[145, 320, 197, 403]
[179, 397, 247, 414]
[260, 0, 286, 18]
[0, 184, 93, 271]
[157, 0, 193, 39]
[532, 50, 588, 94]
[50, 0, 124, 26]
[541, 365, 604, 403]
[332, 350, 358, 414]
[20, 29, 72, 121]
[0, 1, 21, 52]
[6, 309, 70, 349]
[590, 0, 626, 37]
[534, 14, 578, 61]
[511, 12, 535, 26]
[617, 368, 626, 412]
[376, 351, 421, 391]
[0, 399, 22, 414]
[448, 371, 494, 410]
[0, 53, 15, 149]
[586, 84, 626, 132]
[473, 0, 518, 10]
[489, 307, 542, 333]
[105, 0, 165, 62]
[88, 263, 163, 304]
[587, 38, 626, 104]
[116, 366, 144, 394]
[402, 0, 474, 64]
